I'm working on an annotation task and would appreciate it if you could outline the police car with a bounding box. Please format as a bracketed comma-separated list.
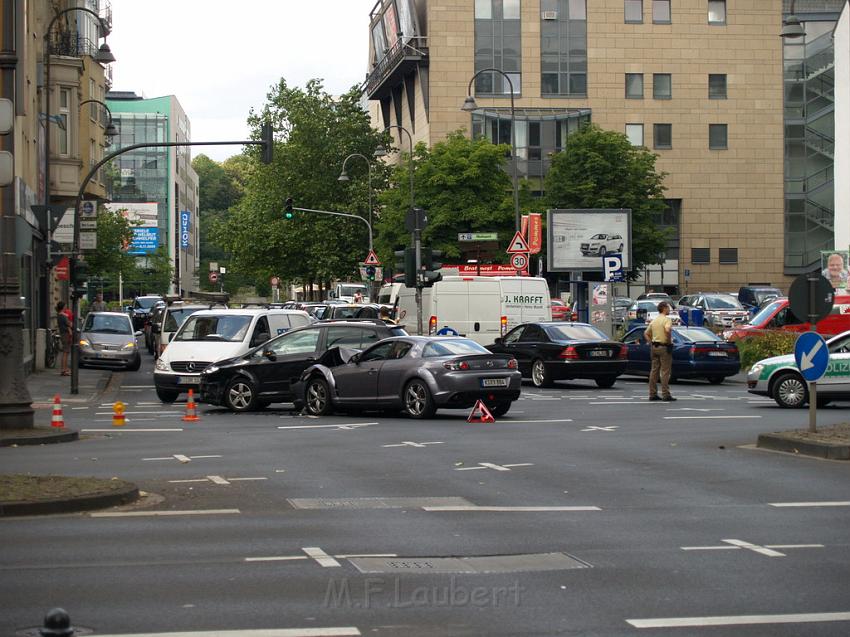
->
[747, 329, 850, 408]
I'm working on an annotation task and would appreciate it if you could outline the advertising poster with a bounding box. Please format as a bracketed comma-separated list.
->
[547, 209, 631, 272]
[104, 202, 158, 228]
[591, 283, 612, 337]
[821, 250, 850, 293]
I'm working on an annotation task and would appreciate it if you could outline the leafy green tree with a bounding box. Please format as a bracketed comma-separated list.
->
[193, 154, 241, 211]
[545, 124, 670, 274]
[85, 206, 140, 283]
[144, 245, 174, 295]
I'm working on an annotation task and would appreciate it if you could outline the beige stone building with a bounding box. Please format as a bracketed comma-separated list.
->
[366, 0, 843, 294]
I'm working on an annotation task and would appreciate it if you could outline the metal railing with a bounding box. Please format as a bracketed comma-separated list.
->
[366, 37, 428, 96]
[48, 32, 101, 59]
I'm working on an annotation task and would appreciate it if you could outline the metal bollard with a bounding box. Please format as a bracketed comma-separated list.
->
[39, 608, 75, 637]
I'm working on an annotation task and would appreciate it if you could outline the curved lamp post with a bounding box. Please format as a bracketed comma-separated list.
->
[79, 98, 118, 142]
[781, 0, 805, 39]
[338, 153, 373, 251]
[462, 68, 521, 232]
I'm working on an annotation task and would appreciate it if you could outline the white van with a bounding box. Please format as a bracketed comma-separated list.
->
[329, 281, 369, 303]
[395, 276, 552, 346]
[378, 282, 403, 307]
[154, 308, 311, 402]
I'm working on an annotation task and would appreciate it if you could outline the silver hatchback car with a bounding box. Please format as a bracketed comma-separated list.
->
[79, 312, 142, 370]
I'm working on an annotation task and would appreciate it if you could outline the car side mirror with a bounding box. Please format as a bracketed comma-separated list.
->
[351, 353, 361, 365]
[134, 330, 143, 337]
[252, 332, 270, 347]
[494, 337, 503, 345]
[263, 350, 277, 362]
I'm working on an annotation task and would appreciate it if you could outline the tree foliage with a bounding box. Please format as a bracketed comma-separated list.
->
[544, 124, 670, 274]
[144, 245, 174, 295]
[85, 207, 139, 281]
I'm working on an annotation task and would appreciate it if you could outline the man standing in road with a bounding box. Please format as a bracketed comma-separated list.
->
[89, 293, 107, 313]
[644, 301, 676, 402]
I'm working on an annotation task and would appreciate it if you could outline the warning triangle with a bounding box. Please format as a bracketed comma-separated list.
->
[506, 231, 530, 254]
[467, 399, 496, 423]
[364, 250, 381, 265]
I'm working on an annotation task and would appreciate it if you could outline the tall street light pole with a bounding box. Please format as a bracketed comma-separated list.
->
[79, 99, 119, 142]
[462, 68, 521, 233]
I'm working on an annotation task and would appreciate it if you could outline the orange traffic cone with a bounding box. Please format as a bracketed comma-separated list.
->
[467, 399, 495, 423]
[112, 401, 126, 427]
[51, 394, 65, 428]
[182, 389, 200, 422]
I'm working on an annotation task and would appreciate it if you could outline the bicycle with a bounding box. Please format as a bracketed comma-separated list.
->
[45, 328, 63, 369]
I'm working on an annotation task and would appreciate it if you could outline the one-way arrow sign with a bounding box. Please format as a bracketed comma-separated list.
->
[794, 332, 829, 382]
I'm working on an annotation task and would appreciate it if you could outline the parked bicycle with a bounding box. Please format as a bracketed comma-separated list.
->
[45, 328, 63, 369]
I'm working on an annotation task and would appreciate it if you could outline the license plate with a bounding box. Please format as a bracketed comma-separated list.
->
[481, 378, 508, 388]
[589, 350, 608, 357]
[177, 376, 199, 384]
[709, 351, 728, 357]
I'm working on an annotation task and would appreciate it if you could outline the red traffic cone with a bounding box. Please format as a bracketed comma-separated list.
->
[182, 389, 200, 422]
[51, 394, 65, 428]
[467, 399, 495, 423]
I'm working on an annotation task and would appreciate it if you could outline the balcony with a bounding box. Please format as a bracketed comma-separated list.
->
[48, 32, 102, 59]
[365, 37, 428, 101]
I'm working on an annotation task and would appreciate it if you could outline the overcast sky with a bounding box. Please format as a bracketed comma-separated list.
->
[109, 1, 372, 161]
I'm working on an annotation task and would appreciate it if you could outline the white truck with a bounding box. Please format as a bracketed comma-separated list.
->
[328, 282, 369, 303]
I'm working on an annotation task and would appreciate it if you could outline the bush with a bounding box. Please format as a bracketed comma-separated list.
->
[736, 331, 798, 370]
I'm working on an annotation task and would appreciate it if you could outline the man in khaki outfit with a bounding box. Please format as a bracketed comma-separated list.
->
[644, 301, 676, 402]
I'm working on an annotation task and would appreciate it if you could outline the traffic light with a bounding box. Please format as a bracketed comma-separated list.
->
[420, 248, 443, 287]
[394, 248, 416, 288]
[72, 259, 89, 289]
[365, 265, 376, 281]
[284, 197, 294, 220]
[261, 121, 274, 164]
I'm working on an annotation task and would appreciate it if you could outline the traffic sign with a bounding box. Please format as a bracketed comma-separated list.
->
[270, 276, 280, 287]
[458, 232, 498, 242]
[511, 253, 529, 270]
[209, 272, 219, 283]
[80, 232, 97, 250]
[603, 253, 624, 282]
[506, 231, 530, 254]
[81, 201, 96, 217]
[794, 332, 829, 382]
[364, 250, 381, 266]
[789, 274, 834, 324]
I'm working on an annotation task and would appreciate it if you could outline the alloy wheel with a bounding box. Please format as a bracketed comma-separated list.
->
[777, 376, 806, 407]
[405, 382, 427, 416]
[307, 380, 328, 414]
[227, 382, 254, 411]
[532, 360, 546, 387]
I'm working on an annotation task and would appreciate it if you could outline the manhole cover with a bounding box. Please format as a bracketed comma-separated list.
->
[348, 552, 591, 574]
[288, 497, 473, 509]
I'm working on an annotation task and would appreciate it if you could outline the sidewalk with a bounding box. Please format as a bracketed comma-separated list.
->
[27, 367, 114, 408]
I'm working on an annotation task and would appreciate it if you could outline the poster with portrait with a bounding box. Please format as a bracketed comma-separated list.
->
[821, 250, 850, 292]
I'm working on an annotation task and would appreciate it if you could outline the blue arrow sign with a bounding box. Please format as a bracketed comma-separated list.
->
[794, 332, 829, 382]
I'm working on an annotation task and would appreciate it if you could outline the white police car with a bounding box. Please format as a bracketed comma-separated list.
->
[747, 330, 850, 408]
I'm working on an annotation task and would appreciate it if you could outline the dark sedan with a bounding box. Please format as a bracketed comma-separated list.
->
[295, 337, 522, 419]
[621, 325, 740, 384]
[487, 322, 628, 388]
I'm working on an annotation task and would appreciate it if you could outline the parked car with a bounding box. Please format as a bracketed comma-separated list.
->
[293, 337, 522, 419]
[551, 299, 577, 321]
[620, 325, 740, 384]
[723, 295, 850, 341]
[487, 321, 628, 388]
[580, 233, 624, 257]
[130, 295, 163, 331]
[78, 312, 142, 371]
[677, 293, 749, 329]
[144, 301, 167, 354]
[199, 320, 408, 412]
[748, 329, 850, 407]
[636, 292, 676, 307]
[626, 300, 682, 326]
[153, 302, 230, 359]
[738, 286, 782, 315]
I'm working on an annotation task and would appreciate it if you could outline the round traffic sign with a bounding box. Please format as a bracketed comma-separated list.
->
[788, 274, 834, 324]
[209, 272, 219, 283]
[511, 253, 528, 270]
[794, 332, 829, 382]
[270, 276, 280, 287]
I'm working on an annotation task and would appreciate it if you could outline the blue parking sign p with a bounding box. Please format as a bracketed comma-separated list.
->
[603, 253, 624, 282]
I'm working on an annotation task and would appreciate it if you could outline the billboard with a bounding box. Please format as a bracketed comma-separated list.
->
[128, 227, 159, 255]
[104, 202, 158, 228]
[547, 209, 632, 272]
[822, 250, 850, 293]
[180, 211, 191, 248]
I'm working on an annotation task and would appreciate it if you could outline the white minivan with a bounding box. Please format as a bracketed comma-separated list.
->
[154, 308, 311, 402]
[395, 276, 552, 346]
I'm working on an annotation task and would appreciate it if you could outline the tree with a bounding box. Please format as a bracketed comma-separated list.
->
[192, 154, 241, 211]
[144, 245, 174, 295]
[545, 124, 670, 274]
[85, 206, 139, 283]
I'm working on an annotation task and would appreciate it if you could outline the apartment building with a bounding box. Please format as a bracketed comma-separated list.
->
[366, 0, 845, 293]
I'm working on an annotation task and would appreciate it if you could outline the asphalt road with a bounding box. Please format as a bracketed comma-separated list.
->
[2, 352, 849, 637]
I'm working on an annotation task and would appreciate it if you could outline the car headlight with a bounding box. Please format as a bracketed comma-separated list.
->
[202, 365, 220, 375]
[155, 358, 169, 371]
[79, 339, 91, 348]
[122, 341, 136, 349]
[749, 363, 764, 377]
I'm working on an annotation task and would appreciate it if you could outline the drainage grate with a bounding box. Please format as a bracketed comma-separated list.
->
[288, 497, 473, 510]
[348, 552, 591, 574]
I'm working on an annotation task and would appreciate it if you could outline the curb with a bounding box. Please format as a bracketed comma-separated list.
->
[0, 482, 139, 517]
[0, 429, 79, 447]
[757, 433, 850, 460]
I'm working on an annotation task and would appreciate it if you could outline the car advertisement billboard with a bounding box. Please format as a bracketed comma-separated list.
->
[547, 209, 632, 272]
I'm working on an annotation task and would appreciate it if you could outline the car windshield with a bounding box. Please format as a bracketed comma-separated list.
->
[754, 289, 781, 303]
[545, 325, 608, 341]
[750, 300, 784, 325]
[614, 298, 633, 308]
[164, 308, 204, 332]
[589, 234, 606, 240]
[388, 326, 409, 336]
[422, 339, 489, 357]
[83, 314, 132, 334]
[332, 307, 359, 319]
[705, 296, 744, 310]
[675, 327, 721, 342]
[174, 315, 252, 342]
[339, 285, 366, 297]
[634, 301, 659, 311]
[134, 297, 159, 309]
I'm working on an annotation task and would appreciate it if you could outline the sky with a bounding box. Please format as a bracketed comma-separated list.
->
[109, 1, 372, 161]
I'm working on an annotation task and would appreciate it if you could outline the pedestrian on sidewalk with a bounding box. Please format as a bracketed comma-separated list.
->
[89, 292, 107, 313]
[56, 301, 72, 376]
[644, 301, 676, 402]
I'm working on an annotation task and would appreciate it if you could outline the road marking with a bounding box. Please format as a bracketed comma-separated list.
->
[589, 401, 655, 405]
[626, 611, 850, 629]
[681, 538, 824, 557]
[247, 553, 396, 563]
[90, 628, 362, 637]
[229, 477, 268, 482]
[769, 501, 850, 508]
[667, 408, 724, 412]
[71, 407, 89, 410]
[423, 505, 600, 512]
[208, 475, 230, 485]
[382, 441, 444, 448]
[95, 411, 182, 416]
[278, 423, 377, 431]
[455, 462, 533, 472]
[663, 415, 762, 420]
[302, 546, 341, 568]
[120, 385, 157, 389]
[581, 426, 618, 432]
[501, 419, 573, 423]
[90, 509, 240, 518]
[168, 476, 266, 486]
[82, 428, 184, 432]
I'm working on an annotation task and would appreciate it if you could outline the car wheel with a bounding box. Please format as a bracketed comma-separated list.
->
[772, 372, 807, 408]
[224, 378, 258, 413]
[531, 359, 554, 388]
[599, 246, 608, 256]
[156, 388, 179, 403]
[490, 401, 512, 417]
[707, 375, 724, 385]
[403, 379, 436, 419]
[595, 376, 617, 389]
[618, 243, 624, 252]
[127, 356, 141, 372]
[305, 377, 333, 416]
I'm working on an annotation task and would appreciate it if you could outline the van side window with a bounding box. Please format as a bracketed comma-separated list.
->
[252, 317, 271, 345]
[266, 315, 291, 335]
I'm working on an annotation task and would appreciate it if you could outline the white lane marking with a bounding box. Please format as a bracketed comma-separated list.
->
[95, 411, 182, 416]
[382, 441, 444, 448]
[207, 475, 230, 485]
[174, 454, 191, 463]
[500, 419, 573, 423]
[423, 506, 601, 512]
[229, 477, 268, 482]
[769, 501, 850, 508]
[455, 462, 534, 472]
[168, 479, 210, 484]
[667, 408, 725, 412]
[626, 611, 850, 629]
[278, 423, 377, 431]
[581, 426, 618, 432]
[680, 538, 824, 557]
[664, 415, 762, 420]
[120, 385, 157, 389]
[589, 401, 656, 405]
[90, 509, 240, 518]
[246, 553, 396, 563]
[71, 407, 89, 410]
[90, 628, 362, 637]
[83, 428, 184, 432]
[302, 546, 341, 568]
[168, 476, 266, 485]
[142, 455, 223, 462]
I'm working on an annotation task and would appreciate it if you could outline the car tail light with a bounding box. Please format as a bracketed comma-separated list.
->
[500, 316, 508, 336]
[507, 358, 518, 369]
[618, 345, 628, 359]
[570, 311, 578, 322]
[691, 346, 714, 356]
[559, 346, 579, 359]
[443, 360, 470, 371]
[429, 315, 437, 335]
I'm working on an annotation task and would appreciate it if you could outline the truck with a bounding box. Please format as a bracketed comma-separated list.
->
[328, 281, 369, 303]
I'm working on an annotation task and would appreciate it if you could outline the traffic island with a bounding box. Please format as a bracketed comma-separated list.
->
[757, 423, 850, 460]
[0, 427, 79, 447]
[0, 474, 139, 516]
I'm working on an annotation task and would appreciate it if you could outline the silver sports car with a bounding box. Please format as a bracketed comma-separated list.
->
[293, 337, 522, 418]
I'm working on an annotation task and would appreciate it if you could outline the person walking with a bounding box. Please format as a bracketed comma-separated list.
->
[89, 293, 107, 313]
[56, 301, 72, 376]
[644, 300, 676, 402]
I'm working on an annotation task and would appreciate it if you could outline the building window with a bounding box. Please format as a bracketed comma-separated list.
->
[540, 0, 587, 96]
[719, 248, 738, 264]
[475, 0, 522, 95]
[58, 88, 70, 156]
[708, 74, 727, 99]
[652, 0, 671, 23]
[691, 247, 710, 264]
[709, 124, 727, 149]
[653, 73, 672, 99]
[626, 123, 644, 146]
[89, 79, 97, 120]
[625, 73, 644, 99]
[708, 0, 725, 25]
[625, 0, 643, 23]
[653, 123, 672, 149]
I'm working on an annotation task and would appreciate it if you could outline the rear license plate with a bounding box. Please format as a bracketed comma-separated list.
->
[709, 351, 728, 357]
[481, 378, 508, 388]
[177, 376, 199, 384]
[589, 350, 608, 357]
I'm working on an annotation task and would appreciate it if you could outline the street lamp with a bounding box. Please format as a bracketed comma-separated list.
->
[462, 68, 521, 233]
[338, 153, 374, 251]
[781, 0, 805, 39]
[79, 98, 118, 143]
